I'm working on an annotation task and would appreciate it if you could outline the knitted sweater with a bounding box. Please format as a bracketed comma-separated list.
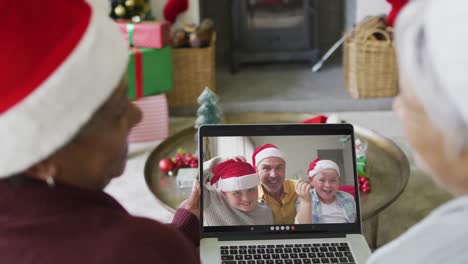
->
[0, 176, 200, 264]
[203, 157, 274, 226]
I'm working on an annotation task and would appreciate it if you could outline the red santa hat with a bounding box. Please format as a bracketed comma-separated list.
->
[210, 159, 259, 192]
[0, 0, 128, 178]
[252, 144, 285, 167]
[307, 158, 340, 177]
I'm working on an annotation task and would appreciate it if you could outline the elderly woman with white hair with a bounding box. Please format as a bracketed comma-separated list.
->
[367, 0, 468, 263]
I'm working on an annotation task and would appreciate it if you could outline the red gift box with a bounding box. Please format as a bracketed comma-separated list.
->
[116, 21, 171, 49]
[128, 94, 169, 142]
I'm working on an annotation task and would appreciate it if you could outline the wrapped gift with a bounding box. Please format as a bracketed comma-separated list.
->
[116, 21, 171, 48]
[128, 94, 169, 142]
[127, 46, 173, 99]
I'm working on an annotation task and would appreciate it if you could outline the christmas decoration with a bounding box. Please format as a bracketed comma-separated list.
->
[176, 168, 198, 189]
[301, 114, 345, 124]
[109, 0, 152, 21]
[116, 21, 171, 49]
[159, 148, 198, 176]
[386, 0, 409, 27]
[159, 158, 175, 174]
[301, 115, 328, 124]
[128, 94, 169, 142]
[194, 87, 223, 130]
[355, 138, 371, 193]
[163, 0, 188, 24]
[172, 19, 215, 48]
[126, 46, 173, 99]
[358, 175, 371, 193]
[0, 0, 129, 177]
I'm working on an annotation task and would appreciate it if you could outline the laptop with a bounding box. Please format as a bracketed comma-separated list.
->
[199, 124, 371, 264]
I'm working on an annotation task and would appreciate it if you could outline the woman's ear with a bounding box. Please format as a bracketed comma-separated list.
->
[23, 159, 58, 182]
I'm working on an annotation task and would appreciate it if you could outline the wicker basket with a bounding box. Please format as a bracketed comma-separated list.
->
[167, 33, 216, 107]
[343, 19, 398, 98]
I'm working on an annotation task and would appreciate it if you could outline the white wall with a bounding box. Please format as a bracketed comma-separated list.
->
[151, 0, 389, 30]
[206, 135, 355, 185]
[150, 0, 200, 24]
[356, 0, 390, 22]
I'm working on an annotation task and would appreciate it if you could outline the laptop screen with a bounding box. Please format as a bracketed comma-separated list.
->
[199, 124, 361, 237]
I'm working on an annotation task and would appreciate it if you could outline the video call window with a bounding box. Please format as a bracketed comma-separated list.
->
[201, 135, 357, 227]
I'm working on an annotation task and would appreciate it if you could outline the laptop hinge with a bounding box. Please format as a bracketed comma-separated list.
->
[218, 232, 346, 241]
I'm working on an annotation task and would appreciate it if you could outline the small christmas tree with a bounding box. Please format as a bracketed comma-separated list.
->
[194, 87, 223, 160]
[194, 87, 223, 129]
[109, 0, 153, 21]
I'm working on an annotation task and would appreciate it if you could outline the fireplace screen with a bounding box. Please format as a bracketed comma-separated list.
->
[247, 0, 306, 29]
[230, 0, 319, 72]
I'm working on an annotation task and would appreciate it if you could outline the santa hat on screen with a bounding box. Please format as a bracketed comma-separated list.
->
[0, 0, 128, 178]
[210, 159, 259, 192]
[252, 144, 285, 167]
[307, 158, 340, 177]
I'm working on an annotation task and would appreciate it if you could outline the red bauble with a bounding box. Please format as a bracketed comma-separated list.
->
[159, 158, 175, 173]
[175, 153, 184, 162]
[362, 186, 371, 193]
[359, 176, 369, 184]
[175, 159, 184, 169]
[184, 153, 192, 166]
[189, 158, 198, 168]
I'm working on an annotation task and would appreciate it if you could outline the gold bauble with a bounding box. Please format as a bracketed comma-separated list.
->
[125, 0, 135, 8]
[131, 16, 142, 23]
[114, 4, 126, 17]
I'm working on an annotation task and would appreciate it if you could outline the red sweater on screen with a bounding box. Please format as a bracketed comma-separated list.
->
[0, 176, 200, 264]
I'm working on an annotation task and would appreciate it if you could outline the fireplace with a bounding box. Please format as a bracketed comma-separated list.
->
[230, 0, 318, 72]
[200, 0, 350, 73]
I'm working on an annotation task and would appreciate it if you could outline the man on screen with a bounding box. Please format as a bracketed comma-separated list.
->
[252, 144, 298, 224]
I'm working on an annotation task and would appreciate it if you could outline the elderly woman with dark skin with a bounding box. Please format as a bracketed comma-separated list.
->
[367, 0, 468, 263]
[0, 1, 200, 263]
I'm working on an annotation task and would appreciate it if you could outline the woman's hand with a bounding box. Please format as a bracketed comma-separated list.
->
[178, 179, 200, 219]
[295, 179, 312, 203]
[231, 156, 246, 162]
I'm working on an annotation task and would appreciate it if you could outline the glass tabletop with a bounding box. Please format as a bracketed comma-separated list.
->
[144, 113, 410, 220]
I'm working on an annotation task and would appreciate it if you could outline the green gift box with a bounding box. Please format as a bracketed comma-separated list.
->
[127, 46, 173, 99]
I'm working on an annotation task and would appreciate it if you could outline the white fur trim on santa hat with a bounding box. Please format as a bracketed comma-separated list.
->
[395, 0, 468, 154]
[217, 173, 259, 192]
[0, 1, 128, 177]
[254, 148, 284, 167]
[308, 160, 340, 177]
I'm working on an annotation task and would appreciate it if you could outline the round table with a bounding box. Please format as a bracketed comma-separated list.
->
[144, 113, 410, 249]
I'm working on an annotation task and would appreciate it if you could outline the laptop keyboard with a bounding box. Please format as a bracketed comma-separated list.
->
[220, 242, 355, 264]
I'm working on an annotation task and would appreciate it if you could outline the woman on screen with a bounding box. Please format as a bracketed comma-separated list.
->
[203, 157, 274, 226]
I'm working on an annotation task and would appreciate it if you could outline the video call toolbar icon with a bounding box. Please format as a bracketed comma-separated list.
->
[269, 225, 296, 231]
